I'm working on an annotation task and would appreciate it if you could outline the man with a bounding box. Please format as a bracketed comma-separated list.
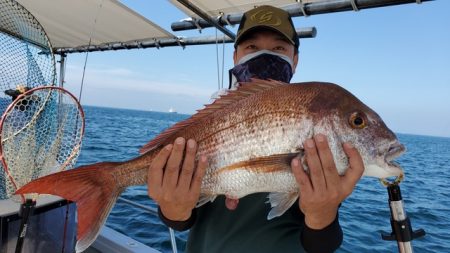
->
[148, 5, 364, 253]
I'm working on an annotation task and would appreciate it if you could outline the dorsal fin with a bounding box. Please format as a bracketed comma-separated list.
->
[139, 79, 285, 154]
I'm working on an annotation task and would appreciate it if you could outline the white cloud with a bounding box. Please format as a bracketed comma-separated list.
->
[64, 64, 215, 98]
[62, 64, 216, 114]
[66, 64, 133, 77]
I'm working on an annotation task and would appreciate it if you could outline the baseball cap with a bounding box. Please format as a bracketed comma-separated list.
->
[234, 5, 299, 49]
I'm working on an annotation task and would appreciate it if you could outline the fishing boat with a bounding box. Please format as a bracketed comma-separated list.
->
[0, 0, 438, 253]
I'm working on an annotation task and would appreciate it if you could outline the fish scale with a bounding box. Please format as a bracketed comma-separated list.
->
[16, 80, 405, 252]
[190, 104, 310, 197]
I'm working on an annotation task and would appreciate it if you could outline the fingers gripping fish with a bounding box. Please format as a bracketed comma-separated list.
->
[16, 79, 404, 252]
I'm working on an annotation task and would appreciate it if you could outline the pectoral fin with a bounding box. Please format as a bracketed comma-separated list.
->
[197, 194, 217, 207]
[216, 152, 302, 174]
[266, 192, 299, 220]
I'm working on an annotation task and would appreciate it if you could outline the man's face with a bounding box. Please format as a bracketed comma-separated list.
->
[234, 30, 298, 72]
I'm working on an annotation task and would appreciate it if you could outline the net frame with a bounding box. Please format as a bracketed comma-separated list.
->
[0, 86, 85, 201]
[0, 0, 56, 114]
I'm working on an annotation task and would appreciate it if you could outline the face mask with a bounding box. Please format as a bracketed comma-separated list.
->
[229, 50, 294, 89]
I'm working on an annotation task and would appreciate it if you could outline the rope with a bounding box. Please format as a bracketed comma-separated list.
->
[78, 0, 104, 103]
[215, 14, 227, 91]
[221, 32, 225, 89]
[215, 28, 220, 90]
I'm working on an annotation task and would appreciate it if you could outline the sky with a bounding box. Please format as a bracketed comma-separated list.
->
[62, 1, 450, 138]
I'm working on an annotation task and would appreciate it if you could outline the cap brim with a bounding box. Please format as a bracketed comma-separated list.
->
[235, 25, 295, 47]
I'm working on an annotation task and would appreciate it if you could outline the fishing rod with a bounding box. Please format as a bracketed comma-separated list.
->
[380, 179, 425, 253]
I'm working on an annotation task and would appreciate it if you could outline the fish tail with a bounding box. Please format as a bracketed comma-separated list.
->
[16, 162, 125, 253]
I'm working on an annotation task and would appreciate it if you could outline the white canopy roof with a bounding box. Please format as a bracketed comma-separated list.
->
[15, 0, 174, 51]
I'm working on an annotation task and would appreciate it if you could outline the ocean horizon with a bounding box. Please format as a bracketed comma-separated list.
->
[82, 104, 450, 139]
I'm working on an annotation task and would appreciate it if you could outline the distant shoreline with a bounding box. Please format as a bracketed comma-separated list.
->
[82, 104, 190, 115]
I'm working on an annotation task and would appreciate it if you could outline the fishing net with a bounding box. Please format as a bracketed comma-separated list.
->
[0, 0, 56, 111]
[0, 86, 84, 200]
[0, 0, 57, 200]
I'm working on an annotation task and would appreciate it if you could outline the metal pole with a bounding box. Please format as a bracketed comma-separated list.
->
[171, 0, 434, 31]
[58, 53, 66, 88]
[169, 228, 178, 253]
[175, 0, 236, 40]
[15, 199, 36, 253]
[54, 27, 316, 54]
[117, 197, 178, 253]
[381, 184, 425, 253]
[117, 197, 157, 215]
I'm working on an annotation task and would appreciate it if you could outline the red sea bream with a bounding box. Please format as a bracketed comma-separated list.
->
[17, 79, 405, 252]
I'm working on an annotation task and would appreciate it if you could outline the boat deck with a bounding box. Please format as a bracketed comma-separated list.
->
[86, 226, 161, 253]
[0, 196, 164, 253]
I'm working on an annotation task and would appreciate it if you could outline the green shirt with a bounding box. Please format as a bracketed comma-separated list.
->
[159, 193, 342, 253]
[186, 193, 306, 253]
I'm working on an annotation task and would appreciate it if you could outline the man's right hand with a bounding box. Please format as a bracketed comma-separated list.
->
[147, 137, 207, 221]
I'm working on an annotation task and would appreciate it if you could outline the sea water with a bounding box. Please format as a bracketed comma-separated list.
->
[76, 106, 450, 253]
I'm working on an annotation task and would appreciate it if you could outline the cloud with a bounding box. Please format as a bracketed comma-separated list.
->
[64, 64, 215, 98]
[62, 64, 216, 114]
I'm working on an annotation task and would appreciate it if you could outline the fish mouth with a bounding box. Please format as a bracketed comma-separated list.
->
[363, 142, 406, 179]
[383, 142, 405, 178]
[385, 143, 405, 166]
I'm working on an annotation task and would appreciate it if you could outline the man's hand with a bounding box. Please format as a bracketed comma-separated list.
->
[147, 137, 207, 221]
[292, 134, 364, 229]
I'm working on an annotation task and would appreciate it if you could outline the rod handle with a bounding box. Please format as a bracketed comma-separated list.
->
[381, 217, 426, 242]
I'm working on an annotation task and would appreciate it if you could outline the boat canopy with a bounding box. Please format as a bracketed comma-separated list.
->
[3, 0, 432, 54]
[15, 0, 174, 53]
[170, 0, 318, 19]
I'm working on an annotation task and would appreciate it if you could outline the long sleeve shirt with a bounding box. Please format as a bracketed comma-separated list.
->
[159, 193, 343, 253]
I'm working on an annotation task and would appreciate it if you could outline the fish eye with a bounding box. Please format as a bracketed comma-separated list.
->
[349, 112, 367, 129]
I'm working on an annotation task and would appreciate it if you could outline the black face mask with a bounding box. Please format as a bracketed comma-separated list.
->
[229, 50, 294, 89]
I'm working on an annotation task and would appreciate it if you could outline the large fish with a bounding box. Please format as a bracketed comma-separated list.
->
[17, 80, 404, 252]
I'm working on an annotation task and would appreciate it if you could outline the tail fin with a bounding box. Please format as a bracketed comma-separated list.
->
[16, 162, 125, 253]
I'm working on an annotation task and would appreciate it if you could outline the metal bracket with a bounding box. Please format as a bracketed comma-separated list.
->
[217, 12, 233, 28]
[215, 14, 223, 27]
[298, 0, 309, 17]
[178, 17, 203, 33]
[193, 17, 203, 32]
[135, 41, 142, 49]
[153, 39, 161, 49]
[350, 0, 359, 11]
[175, 37, 186, 50]
[222, 13, 233, 27]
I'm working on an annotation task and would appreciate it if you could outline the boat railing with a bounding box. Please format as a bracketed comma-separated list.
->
[117, 197, 178, 253]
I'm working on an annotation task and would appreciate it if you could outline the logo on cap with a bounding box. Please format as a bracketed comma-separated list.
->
[250, 10, 281, 26]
